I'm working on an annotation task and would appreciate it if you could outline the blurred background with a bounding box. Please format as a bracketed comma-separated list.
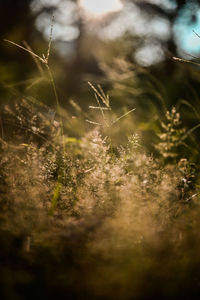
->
[1, 0, 200, 151]
[1, 1, 200, 98]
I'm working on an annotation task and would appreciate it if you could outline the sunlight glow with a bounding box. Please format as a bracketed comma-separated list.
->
[79, 0, 123, 18]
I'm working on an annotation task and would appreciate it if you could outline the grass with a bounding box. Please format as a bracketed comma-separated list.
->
[1, 29, 200, 300]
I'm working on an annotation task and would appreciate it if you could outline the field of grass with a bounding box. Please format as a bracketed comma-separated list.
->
[1, 37, 200, 300]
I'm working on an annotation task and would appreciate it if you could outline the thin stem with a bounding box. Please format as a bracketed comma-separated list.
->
[46, 64, 60, 108]
[46, 15, 54, 64]
[173, 56, 200, 67]
[23, 40, 45, 77]
[111, 108, 136, 126]
[94, 93, 109, 127]
[4, 39, 45, 63]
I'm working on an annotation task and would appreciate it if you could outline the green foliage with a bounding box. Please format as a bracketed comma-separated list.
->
[156, 106, 186, 161]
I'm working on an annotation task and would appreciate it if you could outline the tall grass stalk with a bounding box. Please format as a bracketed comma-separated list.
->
[4, 16, 65, 150]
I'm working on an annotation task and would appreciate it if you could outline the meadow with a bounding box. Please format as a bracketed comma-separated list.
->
[0, 32, 200, 300]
